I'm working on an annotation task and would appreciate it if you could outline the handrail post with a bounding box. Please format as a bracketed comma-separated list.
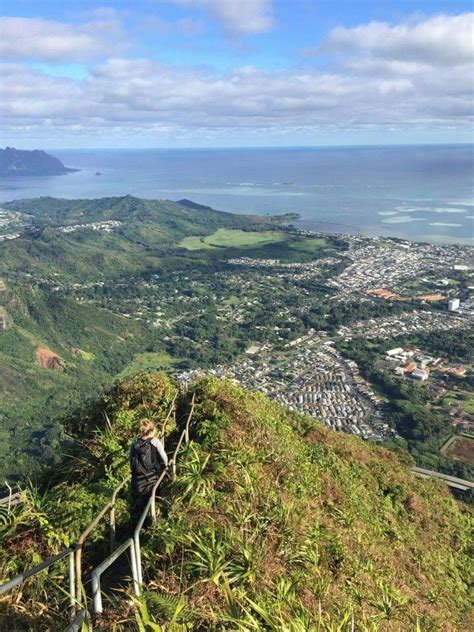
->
[75, 544, 83, 605]
[91, 538, 139, 615]
[109, 476, 130, 554]
[91, 568, 102, 615]
[5, 480, 12, 512]
[68, 551, 76, 619]
[109, 505, 116, 553]
[129, 539, 140, 597]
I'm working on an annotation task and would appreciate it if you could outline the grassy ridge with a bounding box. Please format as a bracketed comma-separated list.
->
[1, 375, 471, 630]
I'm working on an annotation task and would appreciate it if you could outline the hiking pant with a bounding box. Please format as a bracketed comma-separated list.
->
[131, 472, 161, 523]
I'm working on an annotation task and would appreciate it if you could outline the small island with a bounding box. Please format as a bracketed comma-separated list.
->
[0, 147, 79, 177]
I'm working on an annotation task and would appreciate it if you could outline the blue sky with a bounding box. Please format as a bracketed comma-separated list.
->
[1, 1, 473, 147]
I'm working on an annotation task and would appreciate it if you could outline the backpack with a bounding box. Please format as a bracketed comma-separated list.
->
[131, 438, 159, 479]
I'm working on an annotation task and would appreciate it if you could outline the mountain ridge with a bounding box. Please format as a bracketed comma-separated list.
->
[0, 375, 472, 630]
[0, 147, 79, 176]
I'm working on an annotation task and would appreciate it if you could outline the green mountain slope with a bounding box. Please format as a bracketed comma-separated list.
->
[1, 196, 281, 282]
[1, 376, 472, 630]
[0, 281, 158, 480]
[0, 147, 77, 176]
[0, 196, 298, 480]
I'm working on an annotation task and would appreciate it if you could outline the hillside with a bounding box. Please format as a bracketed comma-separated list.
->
[1, 376, 472, 631]
[0, 147, 78, 176]
[0, 195, 344, 483]
[1, 195, 287, 282]
[0, 195, 289, 480]
[0, 281, 161, 481]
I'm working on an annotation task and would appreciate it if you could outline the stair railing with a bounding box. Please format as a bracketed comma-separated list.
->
[0, 391, 190, 625]
[159, 393, 178, 438]
[0, 547, 77, 620]
[91, 538, 140, 615]
[132, 393, 196, 589]
[89, 393, 196, 613]
[0, 487, 24, 511]
[75, 482, 127, 605]
[75, 396, 177, 604]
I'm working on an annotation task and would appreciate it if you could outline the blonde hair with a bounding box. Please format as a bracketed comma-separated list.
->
[140, 419, 156, 439]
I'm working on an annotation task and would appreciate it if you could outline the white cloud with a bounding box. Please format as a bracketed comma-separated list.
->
[322, 13, 474, 66]
[170, 0, 275, 35]
[0, 11, 472, 140]
[1, 53, 471, 138]
[0, 15, 127, 61]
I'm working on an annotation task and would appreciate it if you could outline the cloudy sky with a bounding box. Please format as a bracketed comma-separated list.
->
[1, 0, 473, 147]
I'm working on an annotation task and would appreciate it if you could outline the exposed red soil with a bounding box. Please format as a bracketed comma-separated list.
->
[36, 347, 64, 371]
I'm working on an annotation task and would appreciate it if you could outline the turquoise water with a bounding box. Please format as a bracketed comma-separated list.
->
[0, 145, 472, 244]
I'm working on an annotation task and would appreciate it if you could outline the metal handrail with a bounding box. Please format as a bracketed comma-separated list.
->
[159, 392, 177, 438]
[0, 392, 187, 623]
[0, 491, 24, 509]
[75, 397, 177, 603]
[109, 476, 131, 553]
[90, 391, 194, 616]
[133, 393, 196, 585]
[91, 538, 140, 614]
[133, 470, 167, 586]
[64, 608, 87, 632]
[171, 394, 196, 477]
[0, 547, 77, 619]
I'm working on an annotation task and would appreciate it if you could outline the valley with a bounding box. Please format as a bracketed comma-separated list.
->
[0, 195, 472, 490]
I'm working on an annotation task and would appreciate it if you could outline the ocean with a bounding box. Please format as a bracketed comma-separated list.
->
[1, 145, 472, 244]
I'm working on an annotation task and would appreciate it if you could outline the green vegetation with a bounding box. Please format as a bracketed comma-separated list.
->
[0, 196, 349, 483]
[0, 281, 162, 481]
[1, 196, 285, 283]
[1, 376, 472, 630]
[180, 228, 286, 250]
[117, 351, 181, 378]
[443, 394, 474, 414]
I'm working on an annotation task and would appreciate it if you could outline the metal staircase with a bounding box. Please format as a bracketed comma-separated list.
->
[0, 392, 196, 630]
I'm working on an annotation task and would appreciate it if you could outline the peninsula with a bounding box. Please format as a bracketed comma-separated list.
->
[0, 147, 79, 176]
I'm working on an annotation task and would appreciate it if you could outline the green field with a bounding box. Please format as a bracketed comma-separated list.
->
[117, 351, 179, 378]
[179, 228, 286, 250]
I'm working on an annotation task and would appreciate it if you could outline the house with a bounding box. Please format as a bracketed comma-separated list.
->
[412, 367, 429, 381]
[387, 347, 404, 357]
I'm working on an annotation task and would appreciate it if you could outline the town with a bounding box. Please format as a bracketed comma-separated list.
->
[177, 331, 395, 442]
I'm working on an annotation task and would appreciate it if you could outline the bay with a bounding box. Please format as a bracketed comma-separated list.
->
[0, 145, 472, 244]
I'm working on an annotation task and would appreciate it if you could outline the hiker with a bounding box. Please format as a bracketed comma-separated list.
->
[130, 419, 168, 518]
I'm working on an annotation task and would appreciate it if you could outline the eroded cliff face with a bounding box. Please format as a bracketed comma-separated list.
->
[36, 348, 64, 371]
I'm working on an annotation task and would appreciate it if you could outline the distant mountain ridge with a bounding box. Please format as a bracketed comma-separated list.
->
[0, 147, 79, 176]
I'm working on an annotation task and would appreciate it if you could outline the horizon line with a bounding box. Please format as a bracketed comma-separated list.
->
[33, 142, 474, 151]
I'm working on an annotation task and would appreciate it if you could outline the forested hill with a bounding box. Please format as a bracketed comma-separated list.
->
[0, 147, 78, 176]
[1, 195, 281, 282]
[1, 376, 472, 630]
